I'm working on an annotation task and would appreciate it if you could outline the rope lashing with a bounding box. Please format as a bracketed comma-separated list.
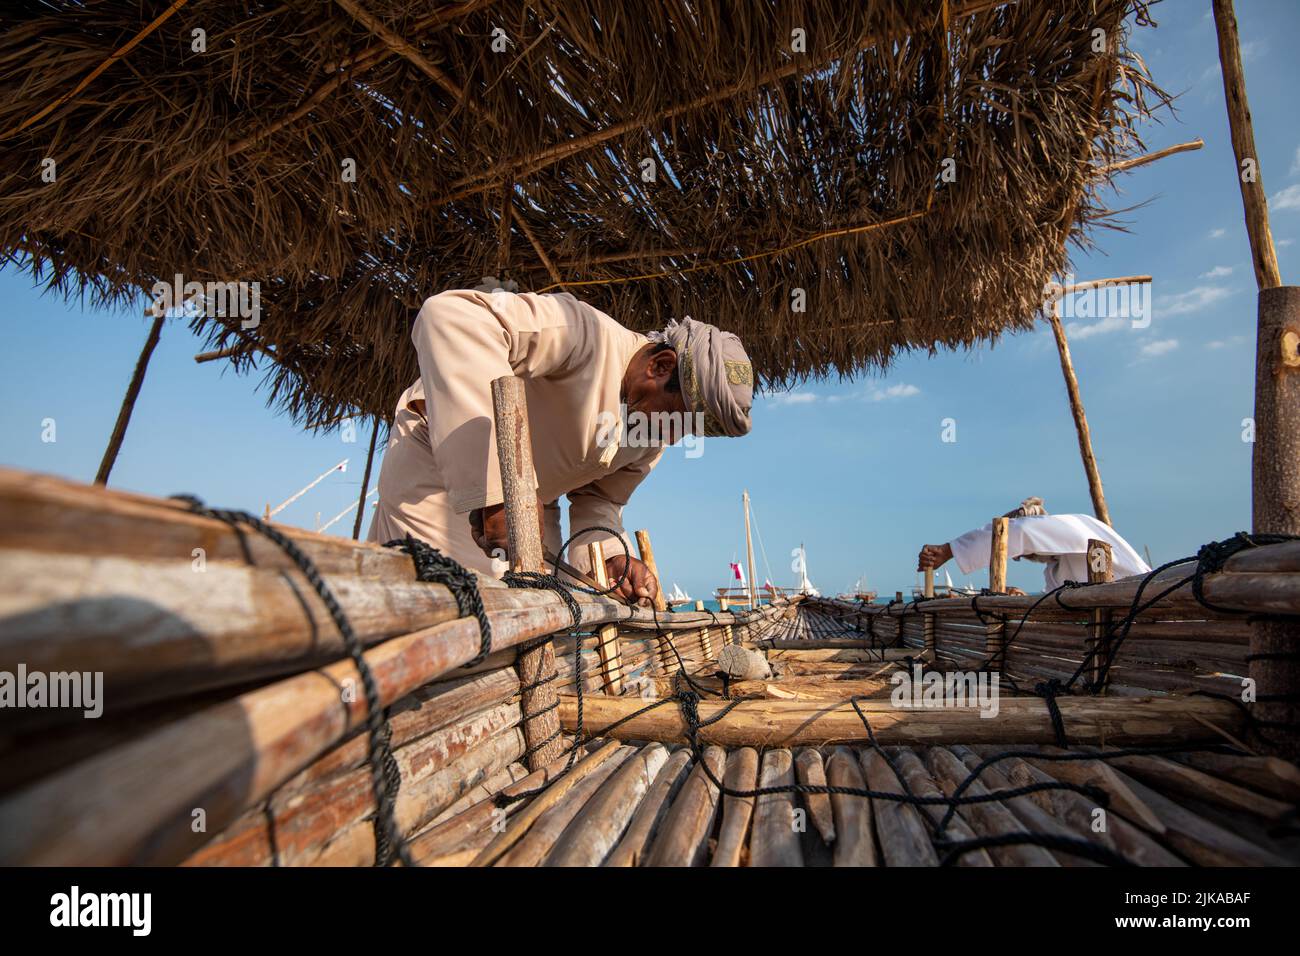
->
[386, 534, 494, 667]
[173, 495, 413, 868]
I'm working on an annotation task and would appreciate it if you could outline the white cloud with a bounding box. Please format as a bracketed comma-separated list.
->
[766, 391, 818, 407]
[1208, 227, 1226, 239]
[1280, 238, 1296, 247]
[1206, 335, 1248, 350]
[867, 383, 920, 401]
[1140, 338, 1179, 358]
[1200, 265, 1233, 279]
[1066, 315, 1127, 340]
[1158, 284, 1232, 317]
[1272, 183, 1300, 211]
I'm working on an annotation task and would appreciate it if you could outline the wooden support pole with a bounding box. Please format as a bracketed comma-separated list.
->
[1086, 539, 1115, 691]
[351, 417, 380, 540]
[695, 599, 714, 659]
[1250, 287, 1300, 757]
[588, 540, 624, 695]
[923, 568, 936, 660]
[1046, 300, 1111, 527]
[986, 517, 1009, 669]
[717, 594, 735, 645]
[743, 490, 758, 609]
[490, 375, 564, 769]
[95, 314, 165, 485]
[1212, 0, 1283, 291]
[634, 529, 671, 674]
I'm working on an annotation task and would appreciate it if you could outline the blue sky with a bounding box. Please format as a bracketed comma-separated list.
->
[2, 2, 1297, 598]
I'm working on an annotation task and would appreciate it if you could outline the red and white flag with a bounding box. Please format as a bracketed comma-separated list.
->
[730, 562, 745, 584]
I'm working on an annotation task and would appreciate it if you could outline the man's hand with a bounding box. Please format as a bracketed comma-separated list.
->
[469, 499, 544, 560]
[917, 542, 953, 572]
[603, 554, 659, 606]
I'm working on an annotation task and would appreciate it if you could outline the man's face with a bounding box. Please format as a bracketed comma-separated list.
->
[624, 346, 690, 444]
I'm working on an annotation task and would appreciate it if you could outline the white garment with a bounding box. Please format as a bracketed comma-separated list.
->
[948, 514, 1150, 591]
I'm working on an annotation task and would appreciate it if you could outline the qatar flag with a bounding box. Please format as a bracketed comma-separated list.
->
[730, 562, 745, 584]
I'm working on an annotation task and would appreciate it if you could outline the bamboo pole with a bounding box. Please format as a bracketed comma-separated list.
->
[986, 517, 1009, 670]
[1046, 300, 1111, 526]
[1212, 0, 1283, 290]
[95, 313, 165, 485]
[923, 567, 936, 660]
[352, 417, 380, 539]
[743, 490, 758, 609]
[491, 375, 564, 769]
[634, 529, 668, 613]
[694, 599, 713, 660]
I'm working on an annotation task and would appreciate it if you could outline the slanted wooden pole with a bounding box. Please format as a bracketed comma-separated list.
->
[588, 540, 624, 695]
[743, 490, 758, 609]
[717, 593, 735, 645]
[1214, 0, 1298, 758]
[922, 568, 936, 661]
[490, 375, 564, 769]
[1086, 539, 1114, 692]
[351, 417, 380, 539]
[634, 529, 672, 673]
[95, 314, 165, 485]
[986, 517, 1009, 669]
[1046, 300, 1111, 527]
[1212, 0, 1282, 291]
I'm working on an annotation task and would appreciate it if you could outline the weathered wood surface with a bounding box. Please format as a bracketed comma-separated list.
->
[794, 748, 835, 844]
[860, 749, 936, 866]
[559, 695, 1247, 748]
[749, 748, 802, 867]
[604, 748, 694, 867]
[545, 743, 670, 866]
[826, 747, 876, 866]
[711, 747, 759, 867]
[643, 745, 726, 867]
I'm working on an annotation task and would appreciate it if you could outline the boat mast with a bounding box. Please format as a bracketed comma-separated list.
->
[743, 489, 757, 609]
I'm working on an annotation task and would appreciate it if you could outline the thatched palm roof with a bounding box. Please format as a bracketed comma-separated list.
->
[0, 0, 1166, 427]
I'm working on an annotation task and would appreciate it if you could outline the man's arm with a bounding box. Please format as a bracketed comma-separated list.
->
[567, 454, 662, 605]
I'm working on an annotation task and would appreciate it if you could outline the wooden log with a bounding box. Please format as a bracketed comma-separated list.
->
[588, 540, 624, 695]
[926, 747, 1059, 866]
[1249, 286, 1300, 759]
[559, 695, 1246, 749]
[1046, 302, 1112, 527]
[95, 313, 165, 486]
[825, 747, 876, 866]
[1092, 751, 1290, 821]
[1022, 751, 1167, 837]
[794, 748, 835, 844]
[889, 749, 992, 866]
[497, 745, 636, 866]
[492, 375, 564, 770]
[710, 746, 759, 867]
[605, 748, 693, 867]
[765, 647, 915, 662]
[1169, 751, 1300, 802]
[644, 745, 726, 866]
[471, 739, 623, 865]
[695, 600, 714, 660]
[985, 516, 1009, 670]
[859, 749, 937, 866]
[966, 746, 1183, 867]
[634, 529, 669, 614]
[923, 568, 937, 659]
[750, 748, 803, 866]
[545, 743, 670, 866]
[0, 600, 613, 866]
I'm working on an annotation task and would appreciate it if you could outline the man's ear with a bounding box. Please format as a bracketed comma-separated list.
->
[648, 347, 677, 383]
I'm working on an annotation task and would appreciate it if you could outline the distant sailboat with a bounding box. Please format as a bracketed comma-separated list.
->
[666, 582, 691, 606]
[795, 543, 820, 597]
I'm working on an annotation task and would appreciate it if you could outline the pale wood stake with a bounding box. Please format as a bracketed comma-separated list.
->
[588, 540, 624, 695]
[1086, 539, 1114, 692]
[490, 375, 564, 769]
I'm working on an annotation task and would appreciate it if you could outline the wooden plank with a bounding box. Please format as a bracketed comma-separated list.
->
[644, 745, 726, 866]
[826, 747, 877, 867]
[545, 743, 670, 866]
[711, 747, 759, 867]
[605, 748, 694, 867]
[750, 749, 802, 867]
[859, 749, 937, 866]
[794, 748, 835, 844]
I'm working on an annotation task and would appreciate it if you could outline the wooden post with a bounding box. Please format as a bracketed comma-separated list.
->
[588, 540, 624, 695]
[1046, 300, 1112, 527]
[95, 314, 165, 485]
[634, 529, 671, 674]
[490, 376, 564, 769]
[718, 593, 735, 646]
[351, 417, 380, 540]
[986, 517, 1009, 669]
[1250, 286, 1300, 757]
[695, 599, 714, 660]
[1086, 539, 1114, 691]
[743, 490, 758, 609]
[922, 568, 936, 661]
[1213, 0, 1298, 758]
[1212, 0, 1282, 291]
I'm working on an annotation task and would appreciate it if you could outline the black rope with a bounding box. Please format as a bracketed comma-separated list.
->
[386, 534, 494, 667]
[173, 495, 413, 867]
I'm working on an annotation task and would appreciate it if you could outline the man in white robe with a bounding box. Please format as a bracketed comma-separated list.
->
[368, 286, 754, 604]
[917, 497, 1150, 592]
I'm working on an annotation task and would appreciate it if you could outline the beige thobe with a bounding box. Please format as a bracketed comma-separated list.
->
[368, 289, 662, 576]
